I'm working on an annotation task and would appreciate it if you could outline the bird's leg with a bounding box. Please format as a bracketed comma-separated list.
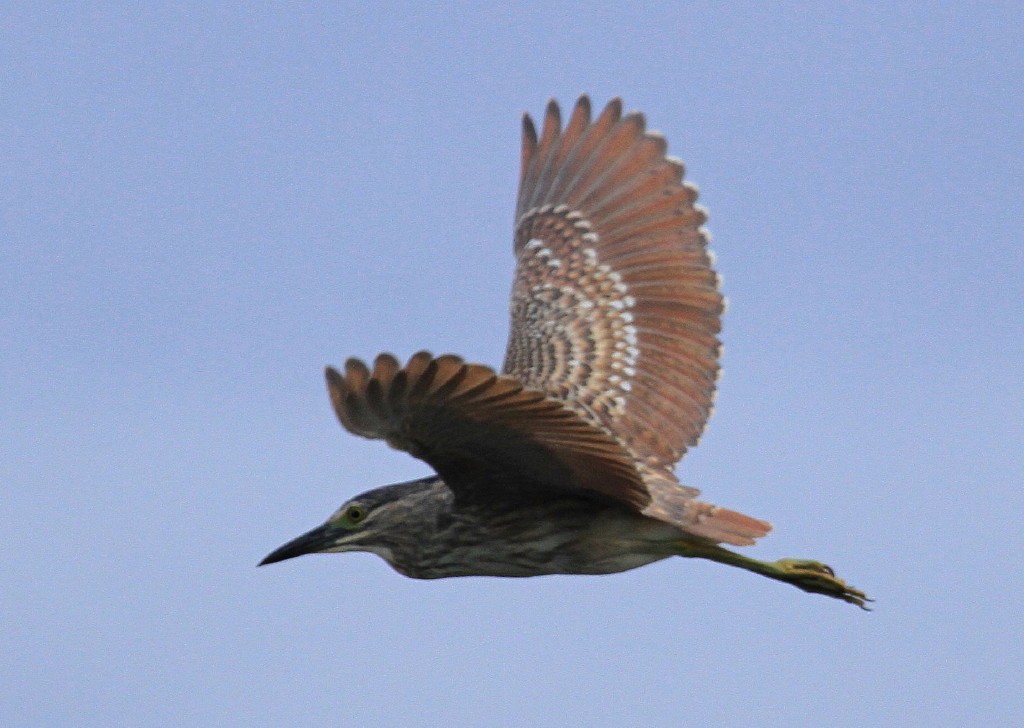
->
[675, 541, 871, 609]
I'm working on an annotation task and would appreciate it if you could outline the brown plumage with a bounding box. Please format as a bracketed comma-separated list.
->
[261, 96, 868, 608]
[506, 96, 767, 545]
[325, 352, 648, 509]
[330, 97, 769, 547]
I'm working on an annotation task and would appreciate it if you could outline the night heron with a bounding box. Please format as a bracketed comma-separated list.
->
[260, 96, 868, 608]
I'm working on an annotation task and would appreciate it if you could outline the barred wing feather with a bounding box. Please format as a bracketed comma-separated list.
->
[502, 97, 770, 545]
[326, 352, 650, 510]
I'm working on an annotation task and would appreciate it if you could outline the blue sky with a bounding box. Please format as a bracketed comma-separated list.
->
[3, 3, 1022, 726]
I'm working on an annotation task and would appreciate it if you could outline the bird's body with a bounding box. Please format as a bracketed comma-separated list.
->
[329, 477, 678, 579]
[261, 96, 868, 607]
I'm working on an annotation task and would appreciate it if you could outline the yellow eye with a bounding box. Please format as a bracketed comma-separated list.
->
[344, 504, 367, 524]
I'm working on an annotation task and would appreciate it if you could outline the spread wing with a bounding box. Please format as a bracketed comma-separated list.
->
[325, 351, 650, 510]
[503, 96, 722, 476]
[502, 97, 770, 546]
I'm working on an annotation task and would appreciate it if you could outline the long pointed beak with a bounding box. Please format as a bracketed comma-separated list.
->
[259, 522, 336, 566]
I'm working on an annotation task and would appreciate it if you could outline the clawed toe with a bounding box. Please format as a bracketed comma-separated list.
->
[774, 559, 871, 610]
[776, 558, 835, 577]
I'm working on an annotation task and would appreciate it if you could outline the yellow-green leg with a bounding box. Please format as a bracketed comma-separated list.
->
[676, 541, 871, 609]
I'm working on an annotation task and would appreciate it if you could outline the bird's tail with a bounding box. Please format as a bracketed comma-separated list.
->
[680, 500, 772, 546]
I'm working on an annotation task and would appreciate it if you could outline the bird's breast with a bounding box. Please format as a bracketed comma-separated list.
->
[388, 500, 677, 578]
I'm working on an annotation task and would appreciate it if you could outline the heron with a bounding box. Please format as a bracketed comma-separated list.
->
[260, 96, 868, 608]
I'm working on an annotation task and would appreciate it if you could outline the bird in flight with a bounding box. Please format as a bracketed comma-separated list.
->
[260, 96, 868, 608]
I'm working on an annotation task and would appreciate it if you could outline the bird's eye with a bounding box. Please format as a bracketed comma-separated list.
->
[344, 504, 367, 524]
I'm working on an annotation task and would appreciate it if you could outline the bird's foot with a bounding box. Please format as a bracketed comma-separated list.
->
[675, 542, 871, 609]
[769, 558, 872, 610]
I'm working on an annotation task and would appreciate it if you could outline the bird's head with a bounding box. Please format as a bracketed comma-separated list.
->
[258, 476, 445, 567]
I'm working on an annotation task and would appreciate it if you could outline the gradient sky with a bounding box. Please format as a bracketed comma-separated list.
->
[3, 3, 1022, 726]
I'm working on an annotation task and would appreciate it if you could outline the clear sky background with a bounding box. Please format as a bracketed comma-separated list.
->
[3, 3, 1022, 726]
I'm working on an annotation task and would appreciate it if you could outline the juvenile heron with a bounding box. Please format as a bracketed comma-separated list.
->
[261, 96, 868, 607]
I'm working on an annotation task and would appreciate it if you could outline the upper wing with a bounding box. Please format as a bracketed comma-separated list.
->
[325, 351, 650, 510]
[503, 96, 722, 475]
